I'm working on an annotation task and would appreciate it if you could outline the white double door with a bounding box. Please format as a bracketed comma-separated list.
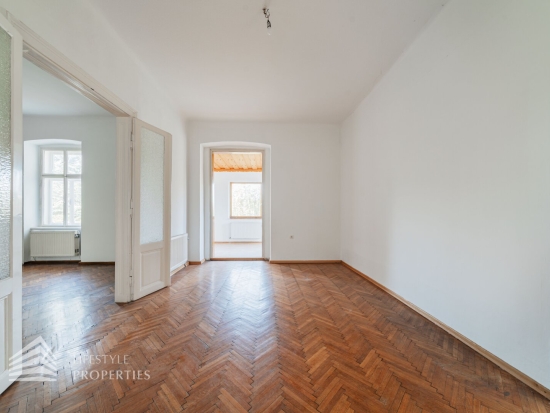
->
[0, 13, 172, 394]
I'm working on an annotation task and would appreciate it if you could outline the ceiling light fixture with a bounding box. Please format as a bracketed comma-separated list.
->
[263, 8, 272, 35]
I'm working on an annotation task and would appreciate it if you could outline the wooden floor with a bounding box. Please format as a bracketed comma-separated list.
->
[1, 262, 548, 413]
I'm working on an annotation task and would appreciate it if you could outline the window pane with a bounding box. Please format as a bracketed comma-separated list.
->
[140, 128, 164, 244]
[231, 183, 261, 217]
[43, 177, 64, 225]
[43, 150, 64, 174]
[67, 178, 81, 226]
[67, 151, 82, 174]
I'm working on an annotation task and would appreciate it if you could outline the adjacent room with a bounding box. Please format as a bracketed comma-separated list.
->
[22, 58, 116, 265]
[20, 57, 117, 350]
[0, 1, 549, 412]
[211, 152, 263, 259]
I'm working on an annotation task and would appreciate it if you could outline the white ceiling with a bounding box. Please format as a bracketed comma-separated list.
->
[88, 0, 449, 122]
[23, 59, 112, 116]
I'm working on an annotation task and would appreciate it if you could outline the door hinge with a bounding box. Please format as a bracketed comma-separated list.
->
[129, 271, 134, 301]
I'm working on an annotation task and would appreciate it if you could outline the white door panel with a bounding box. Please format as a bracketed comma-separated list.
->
[132, 119, 171, 300]
[0, 12, 22, 394]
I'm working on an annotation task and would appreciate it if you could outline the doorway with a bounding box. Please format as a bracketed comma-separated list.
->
[0, 11, 174, 394]
[211, 151, 263, 259]
[22, 58, 116, 265]
[15, 17, 172, 303]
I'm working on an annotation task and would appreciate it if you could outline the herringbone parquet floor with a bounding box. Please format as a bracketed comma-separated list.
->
[0, 261, 548, 412]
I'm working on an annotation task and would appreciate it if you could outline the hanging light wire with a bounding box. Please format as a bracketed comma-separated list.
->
[263, 8, 272, 35]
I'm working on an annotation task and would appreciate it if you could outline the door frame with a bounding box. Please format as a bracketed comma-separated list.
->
[202, 143, 271, 261]
[2, 9, 136, 302]
[209, 149, 265, 260]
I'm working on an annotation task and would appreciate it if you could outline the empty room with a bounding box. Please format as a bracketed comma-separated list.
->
[0, 1, 548, 412]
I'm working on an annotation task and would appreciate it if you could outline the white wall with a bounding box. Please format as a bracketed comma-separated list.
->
[0, 0, 187, 238]
[213, 171, 262, 242]
[341, 0, 550, 389]
[188, 122, 340, 262]
[24, 116, 116, 262]
[22, 141, 40, 262]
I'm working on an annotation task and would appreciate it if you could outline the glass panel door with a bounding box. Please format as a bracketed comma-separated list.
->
[0, 24, 11, 281]
[0, 13, 23, 394]
[131, 119, 172, 300]
[140, 128, 164, 244]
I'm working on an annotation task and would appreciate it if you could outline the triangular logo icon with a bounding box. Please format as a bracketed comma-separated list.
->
[9, 336, 57, 382]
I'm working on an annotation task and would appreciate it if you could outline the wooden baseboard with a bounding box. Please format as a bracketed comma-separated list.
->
[212, 241, 261, 244]
[270, 260, 342, 265]
[210, 258, 265, 261]
[188, 259, 206, 265]
[79, 262, 115, 265]
[170, 261, 189, 276]
[340, 261, 550, 400]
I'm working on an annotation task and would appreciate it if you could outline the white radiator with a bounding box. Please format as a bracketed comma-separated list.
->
[170, 233, 188, 272]
[30, 229, 80, 258]
[230, 221, 262, 240]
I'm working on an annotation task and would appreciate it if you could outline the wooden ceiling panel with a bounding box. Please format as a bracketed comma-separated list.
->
[213, 152, 262, 172]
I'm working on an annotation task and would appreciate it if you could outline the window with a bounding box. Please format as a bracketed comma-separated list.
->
[41, 148, 82, 226]
[230, 183, 262, 219]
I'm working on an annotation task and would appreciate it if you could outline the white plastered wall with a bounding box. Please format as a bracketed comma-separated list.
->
[340, 0, 550, 388]
[188, 121, 341, 263]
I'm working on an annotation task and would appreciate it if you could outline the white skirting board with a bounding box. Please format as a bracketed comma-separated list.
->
[170, 234, 188, 272]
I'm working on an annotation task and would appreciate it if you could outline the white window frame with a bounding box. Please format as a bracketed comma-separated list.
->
[40, 146, 82, 227]
[229, 182, 262, 219]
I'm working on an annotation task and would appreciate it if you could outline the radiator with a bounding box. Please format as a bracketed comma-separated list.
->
[230, 221, 262, 240]
[170, 234, 188, 272]
[30, 229, 80, 258]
